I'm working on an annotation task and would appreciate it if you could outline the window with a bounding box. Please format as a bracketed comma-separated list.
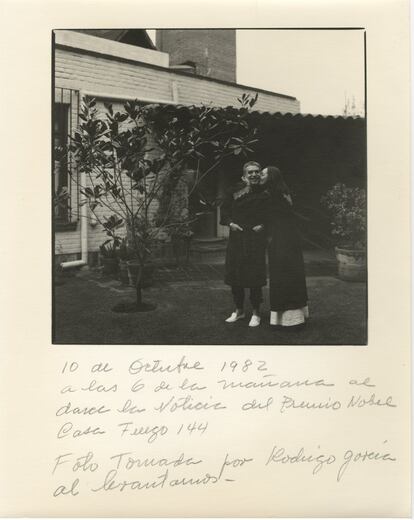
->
[53, 88, 79, 227]
[54, 103, 69, 222]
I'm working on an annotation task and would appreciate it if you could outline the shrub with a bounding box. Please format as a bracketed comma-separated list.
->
[321, 183, 366, 249]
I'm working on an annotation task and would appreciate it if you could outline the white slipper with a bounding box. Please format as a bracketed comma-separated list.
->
[225, 312, 245, 323]
[249, 315, 261, 327]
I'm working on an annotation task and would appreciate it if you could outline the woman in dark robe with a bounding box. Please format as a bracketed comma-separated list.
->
[261, 166, 309, 328]
[220, 161, 269, 327]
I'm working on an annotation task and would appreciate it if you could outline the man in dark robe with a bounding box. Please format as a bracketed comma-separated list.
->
[220, 161, 269, 327]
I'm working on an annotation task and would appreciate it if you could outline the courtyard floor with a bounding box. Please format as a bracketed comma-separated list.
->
[53, 251, 367, 346]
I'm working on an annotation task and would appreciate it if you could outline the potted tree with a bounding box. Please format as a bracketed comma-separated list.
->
[322, 183, 367, 281]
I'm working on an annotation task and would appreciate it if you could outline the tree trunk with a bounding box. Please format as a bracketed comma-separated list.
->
[135, 262, 143, 305]
[136, 285, 142, 305]
[112, 249, 156, 313]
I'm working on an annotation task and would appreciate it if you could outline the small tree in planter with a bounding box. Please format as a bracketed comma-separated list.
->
[68, 94, 258, 311]
[321, 183, 367, 281]
[99, 239, 119, 276]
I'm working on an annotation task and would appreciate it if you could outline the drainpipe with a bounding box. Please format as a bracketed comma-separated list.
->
[60, 165, 88, 270]
[60, 90, 88, 270]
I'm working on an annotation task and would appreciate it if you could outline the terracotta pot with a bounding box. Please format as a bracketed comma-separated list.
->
[335, 246, 366, 282]
[101, 256, 119, 276]
[126, 260, 156, 288]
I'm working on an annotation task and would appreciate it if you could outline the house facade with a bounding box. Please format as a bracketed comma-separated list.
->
[53, 29, 301, 264]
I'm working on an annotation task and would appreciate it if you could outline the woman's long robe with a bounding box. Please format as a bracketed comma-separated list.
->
[267, 190, 308, 311]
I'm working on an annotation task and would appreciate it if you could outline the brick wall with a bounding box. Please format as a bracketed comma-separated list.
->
[156, 29, 237, 83]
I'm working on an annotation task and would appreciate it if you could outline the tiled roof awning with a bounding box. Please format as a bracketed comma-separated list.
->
[151, 103, 364, 122]
[249, 110, 364, 121]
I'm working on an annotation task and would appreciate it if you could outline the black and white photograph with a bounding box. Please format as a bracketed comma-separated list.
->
[52, 28, 367, 345]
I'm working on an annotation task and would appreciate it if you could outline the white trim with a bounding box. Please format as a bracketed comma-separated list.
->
[55, 30, 169, 68]
[82, 90, 181, 106]
[60, 91, 88, 270]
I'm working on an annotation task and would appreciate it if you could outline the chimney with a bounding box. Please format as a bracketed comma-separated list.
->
[156, 29, 236, 82]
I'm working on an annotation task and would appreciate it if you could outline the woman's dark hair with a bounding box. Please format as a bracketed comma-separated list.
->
[264, 166, 291, 196]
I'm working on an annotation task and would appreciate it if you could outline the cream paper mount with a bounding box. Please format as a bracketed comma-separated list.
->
[0, 0, 411, 517]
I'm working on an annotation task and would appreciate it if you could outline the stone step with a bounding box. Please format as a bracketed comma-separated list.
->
[190, 237, 227, 253]
[189, 249, 226, 264]
[192, 237, 227, 242]
[190, 244, 227, 252]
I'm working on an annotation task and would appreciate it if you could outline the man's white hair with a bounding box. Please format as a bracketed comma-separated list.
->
[242, 161, 261, 174]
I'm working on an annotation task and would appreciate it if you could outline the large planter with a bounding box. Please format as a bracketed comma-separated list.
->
[171, 236, 192, 265]
[335, 246, 366, 282]
[126, 260, 156, 288]
[100, 256, 119, 276]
